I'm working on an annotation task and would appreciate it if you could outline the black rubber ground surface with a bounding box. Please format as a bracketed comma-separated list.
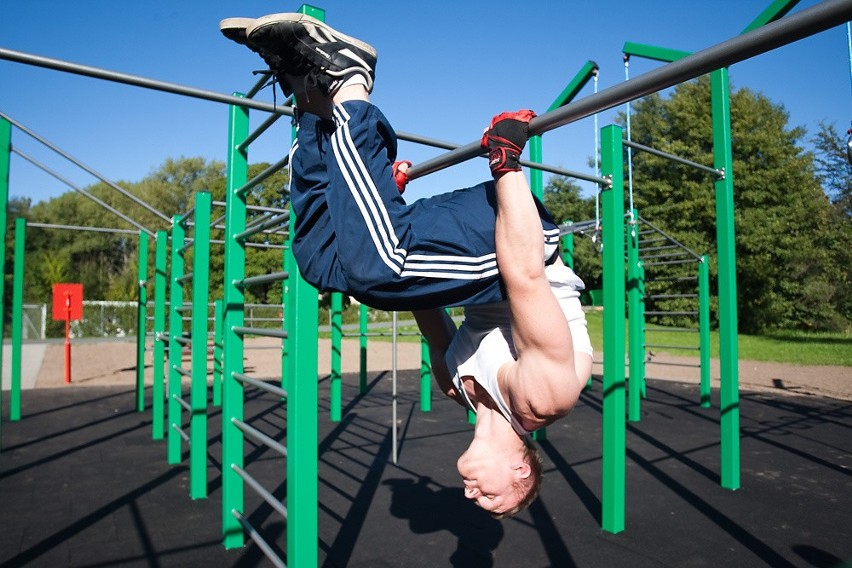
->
[1, 371, 850, 567]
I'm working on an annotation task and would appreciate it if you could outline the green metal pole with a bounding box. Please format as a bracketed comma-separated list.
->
[167, 217, 185, 465]
[420, 336, 431, 412]
[222, 96, 249, 550]
[600, 124, 626, 534]
[529, 61, 599, 200]
[190, 192, 211, 499]
[627, 210, 643, 422]
[152, 230, 168, 440]
[281, 242, 289, 393]
[698, 256, 711, 408]
[711, 68, 740, 490]
[638, 262, 647, 400]
[0, 118, 10, 444]
[359, 303, 368, 393]
[136, 231, 149, 412]
[286, 8, 323, 566]
[10, 218, 26, 421]
[561, 220, 574, 269]
[330, 291, 342, 421]
[213, 299, 223, 407]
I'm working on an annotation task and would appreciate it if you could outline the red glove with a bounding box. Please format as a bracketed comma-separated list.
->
[392, 160, 411, 194]
[481, 110, 536, 177]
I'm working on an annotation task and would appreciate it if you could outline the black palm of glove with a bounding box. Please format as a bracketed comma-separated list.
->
[480, 110, 536, 177]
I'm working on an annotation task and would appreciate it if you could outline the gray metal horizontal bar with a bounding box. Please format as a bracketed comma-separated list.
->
[235, 212, 290, 241]
[641, 244, 681, 253]
[171, 394, 192, 412]
[644, 344, 700, 350]
[638, 217, 703, 260]
[0, 47, 296, 117]
[645, 327, 699, 333]
[239, 112, 286, 152]
[405, 0, 852, 180]
[623, 139, 723, 178]
[640, 251, 694, 261]
[232, 464, 288, 521]
[176, 272, 194, 283]
[232, 372, 288, 400]
[646, 293, 699, 299]
[645, 275, 698, 282]
[645, 311, 699, 316]
[232, 419, 288, 459]
[178, 239, 193, 255]
[172, 365, 191, 377]
[232, 326, 288, 339]
[11, 148, 156, 236]
[643, 259, 701, 266]
[559, 219, 599, 236]
[171, 423, 190, 442]
[27, 222, 140, 235]
[234, 155, 290, 197]
[239, 271, 290, 288]
[175, 304, 193, 313]
[173, 336, 191, 346]
[232, 510, 286, 568]
[644, 360, 701, 369]
[212, 201, 289, 215]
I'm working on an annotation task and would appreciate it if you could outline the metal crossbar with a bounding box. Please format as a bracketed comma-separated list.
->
[232, 510, 286, 568]
[232, 326, 288, 339]
[405, 0, 852, 179]
[622, 139, 723, 178]
[232, 372, 288, 399]
[233, 465, 288, 520]
[172, 394, 192, 412]
[232, 419, 288, 458]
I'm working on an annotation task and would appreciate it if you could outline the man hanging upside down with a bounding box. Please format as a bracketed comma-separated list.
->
[220, 13, 593, 518]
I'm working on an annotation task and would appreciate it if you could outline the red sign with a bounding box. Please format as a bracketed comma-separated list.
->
[52, 283, 83, 321]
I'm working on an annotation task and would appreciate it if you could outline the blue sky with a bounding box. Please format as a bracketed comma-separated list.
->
[1, 1, 850, 217]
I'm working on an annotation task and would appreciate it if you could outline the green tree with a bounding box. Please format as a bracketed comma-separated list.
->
[622, 76, 849, 332]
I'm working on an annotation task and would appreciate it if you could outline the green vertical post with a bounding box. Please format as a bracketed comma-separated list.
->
[529, 60, 599, 199]
[627, 210, 643, 422]
[600, 124, 626, 534]
[698, 256, 711, 408]
[222, 96, 249, 550]
[561, 220, 574, 269]
[0, 118, 10, 444]
[420, 336, 431, 412]
[167, 218, 186, 465]
[711, 67, 740, 491]
[152, 230, 168, 440]
[286, 7, 323, 566]
[190, 192, 211, 499]
[10, 218, 26, 421]
[638, 262, 647, 399]
[213, 299, 223, 407]
[136, 231, 149, 412]
[281, 243, 289, 392]
[330, 291, 343, 421]
[359, 304, 368, 393]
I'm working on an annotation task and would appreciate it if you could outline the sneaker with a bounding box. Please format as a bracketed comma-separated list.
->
[219, 17, 288, 89]
[245, 13, 377, 96]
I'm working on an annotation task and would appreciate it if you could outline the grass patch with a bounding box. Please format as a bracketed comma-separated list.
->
[582, 309, 852, 366]
[322, 308, 851, 367]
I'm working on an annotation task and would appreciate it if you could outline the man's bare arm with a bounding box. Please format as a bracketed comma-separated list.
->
[412, 309, 465, 406]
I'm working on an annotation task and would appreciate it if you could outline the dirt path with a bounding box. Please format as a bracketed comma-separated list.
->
[28, 337, 851, 402]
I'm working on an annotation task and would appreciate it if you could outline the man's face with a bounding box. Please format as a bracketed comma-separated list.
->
[457, 440, 523, 515]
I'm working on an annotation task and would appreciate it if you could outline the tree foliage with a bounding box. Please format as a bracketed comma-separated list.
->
[545, 75, 851, 333]
[6, 157, 290, 335]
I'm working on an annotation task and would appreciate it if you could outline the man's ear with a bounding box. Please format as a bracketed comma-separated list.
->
[511, 460, 531, 480]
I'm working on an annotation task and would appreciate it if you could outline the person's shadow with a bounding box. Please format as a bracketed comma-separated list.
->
[385, 477, 504, 567]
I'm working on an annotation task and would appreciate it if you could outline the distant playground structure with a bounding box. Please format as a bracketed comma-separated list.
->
[1, 2, 850, 566]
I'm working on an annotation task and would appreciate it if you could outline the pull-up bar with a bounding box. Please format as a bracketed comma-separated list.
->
[406, 0, 852, 180]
